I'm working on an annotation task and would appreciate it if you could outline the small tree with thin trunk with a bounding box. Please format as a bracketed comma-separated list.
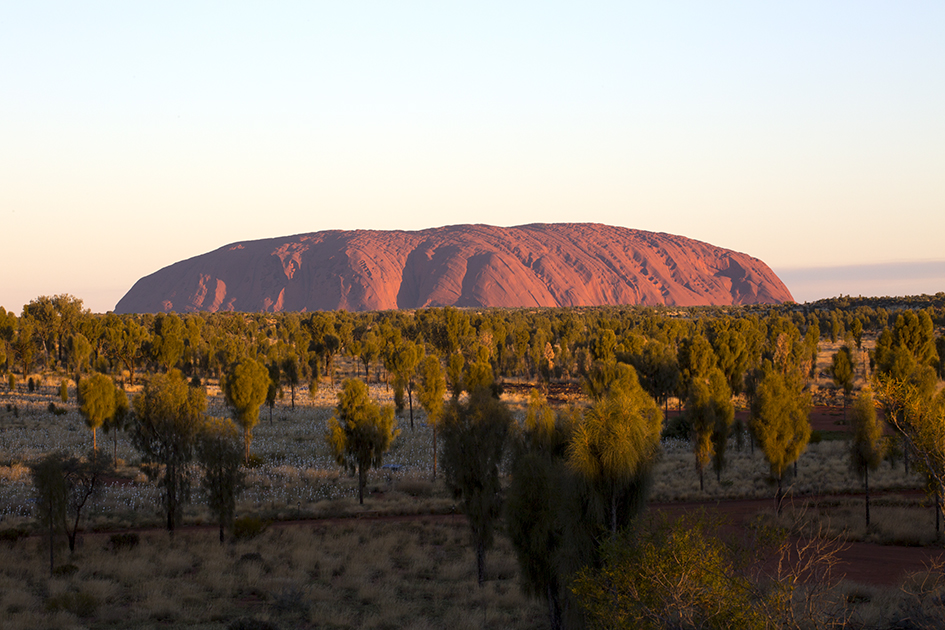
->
[441, 387, 511, 587]
[326, 378, 398, 505]
[568, 365, 663, 535]
[849, 389, 885, 526]
[79, 372, 116, 452]
[30, 450, 111, 562]
[750, 361, 811, 516]
[132, 369, 205, 533]
[416, 355, 446, 479]
[282, 353, 300, 409]
[30, 452, 68, 575]
[266, 362, 281, 424]
[196, 416, 245, 543]
[102, 384, 131, 466]
[223, 357, 269, 462]
[831, 346, 855, 422]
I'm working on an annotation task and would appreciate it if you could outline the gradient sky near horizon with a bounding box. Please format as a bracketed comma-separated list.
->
[3, 2, 944, 313]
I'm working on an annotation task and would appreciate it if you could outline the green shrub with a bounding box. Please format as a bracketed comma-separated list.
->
[110, 532, 140, 550]
[233, 515, 269, 540]
[0, 527, 29, 544]
[396, 478, 433, 497]
[47, 402, 67, 416]
[52, 563, 79, 577]
[245, 453, 266, 468]
[46, 591, 98, 617]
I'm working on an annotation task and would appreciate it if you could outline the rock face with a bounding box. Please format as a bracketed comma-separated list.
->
[114, 223, 793, 313]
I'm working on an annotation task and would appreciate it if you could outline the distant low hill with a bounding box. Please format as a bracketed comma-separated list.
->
[114, 223, 793, 313]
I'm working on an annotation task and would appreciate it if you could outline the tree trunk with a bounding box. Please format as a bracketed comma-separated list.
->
[48, 494, 55, 576]
[936, 486, 941, 539]
[219, 521, 225, 544]
[432, 425, 438, 481]
[865, 467, 871, 527]
[611, 488, 618, 535]
[776, 476, 784, 517]
[476, 537, 486, 587]
[408, 386, 414, 429]
[547, 582, 563, 630]
[699, 467, 704, 492]
[358, 465, 365, 505]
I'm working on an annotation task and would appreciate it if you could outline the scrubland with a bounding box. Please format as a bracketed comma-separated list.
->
[1, 365, 943, 629]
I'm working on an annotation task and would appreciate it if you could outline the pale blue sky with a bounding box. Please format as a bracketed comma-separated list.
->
[2, 2, 943, 312]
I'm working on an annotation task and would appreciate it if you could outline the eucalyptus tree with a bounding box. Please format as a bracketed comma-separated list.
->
[52, 294, 85, 365]
[23, 295, 60, 369]
[0, 307, 16, 372]
[67, 333, 92, 376]
[13, 315, 36, 376]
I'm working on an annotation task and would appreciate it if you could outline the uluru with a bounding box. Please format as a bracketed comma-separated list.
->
[114, 223, 793, 313]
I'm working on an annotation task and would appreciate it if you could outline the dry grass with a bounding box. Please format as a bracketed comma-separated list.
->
[766, 494, 943, 547]
[0, 519, 543, 630]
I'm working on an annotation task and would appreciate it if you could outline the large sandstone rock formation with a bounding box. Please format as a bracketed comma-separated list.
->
[114, 223, 793, 313]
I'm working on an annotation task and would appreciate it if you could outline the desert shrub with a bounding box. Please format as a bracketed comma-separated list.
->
[810, 430, 823, 444]
[60, 380, 68, 403]
[245, 453, 266, 469]
[661, 413, 690, 440]
[52, 563, 79, 577]
[45, 590, 98, 617]
[46, 402, 67, 416]
[0, 527, 29, 544]
[396, 478, 433, 497]
[233, 515, 268, 540]
[27, 377, 34, 393]
[109, 532, 140, 551]
[7, 373, 14, 391]
[574, 512, 768, 630]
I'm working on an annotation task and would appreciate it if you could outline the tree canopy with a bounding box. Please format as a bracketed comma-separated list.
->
[326, 378, 398, 505]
